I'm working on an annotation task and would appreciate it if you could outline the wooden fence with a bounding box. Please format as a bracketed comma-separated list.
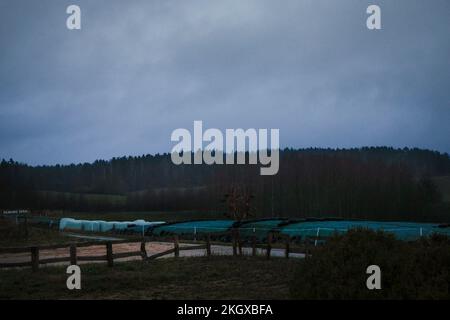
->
[0, 231, 319, 271]
[0, 236, 212, 271]
[228, 231, 317, 259]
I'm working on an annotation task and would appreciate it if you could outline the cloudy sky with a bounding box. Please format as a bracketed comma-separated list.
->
[0, 0, 449, 165]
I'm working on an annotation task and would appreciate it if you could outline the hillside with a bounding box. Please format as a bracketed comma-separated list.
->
[1, 147, 450, 221]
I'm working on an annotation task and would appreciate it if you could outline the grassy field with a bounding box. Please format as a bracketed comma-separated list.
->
[0, 256, 299, 300]
[36, 190, 127, 207]
[0, 217, 301, 300]
[0, 218, 75, 247]
[2, 229, 449, 300]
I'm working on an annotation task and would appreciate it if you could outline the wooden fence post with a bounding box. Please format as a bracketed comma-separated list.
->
[232, 230, 237, 256]
[70, 244, 77, 265]
[252, 235, 257, 257]
[24, 215, 29, 239]
[206, 234, 211, 257]
[266, 233, 272, 259]
[31, 246, 39, 272]
[237, 230, 243, 256]
[304, 238, 309, 259]
[285, 237, 290, 259]
[140, 241, 147, 260]
[106, 242, 113, 267]
[174, 235, 180, 258]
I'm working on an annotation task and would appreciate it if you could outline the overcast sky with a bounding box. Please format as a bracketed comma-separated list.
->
[0, 0, 449, 165]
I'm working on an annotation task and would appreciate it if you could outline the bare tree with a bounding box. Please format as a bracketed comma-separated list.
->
[222, 185, 255, 221]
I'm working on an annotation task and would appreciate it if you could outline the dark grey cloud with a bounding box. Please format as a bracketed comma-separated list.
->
[0, 0, 449, 165]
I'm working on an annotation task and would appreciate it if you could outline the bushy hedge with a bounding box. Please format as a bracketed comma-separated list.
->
[290, 229, 450, 299]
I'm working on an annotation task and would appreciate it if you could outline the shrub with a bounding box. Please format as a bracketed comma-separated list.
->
[290, 229, 450, 299]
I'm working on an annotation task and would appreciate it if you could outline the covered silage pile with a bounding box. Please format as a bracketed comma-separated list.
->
[59, 218, 164, 234]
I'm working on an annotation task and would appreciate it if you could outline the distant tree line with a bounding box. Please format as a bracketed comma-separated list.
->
[1, 147, 449, 221]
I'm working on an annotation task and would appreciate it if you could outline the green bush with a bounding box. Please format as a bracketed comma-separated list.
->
[290, 229, 450, 299]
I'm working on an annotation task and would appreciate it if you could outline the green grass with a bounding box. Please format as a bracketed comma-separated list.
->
[0, 219, 73, 247]
[0, 256, 299, 300]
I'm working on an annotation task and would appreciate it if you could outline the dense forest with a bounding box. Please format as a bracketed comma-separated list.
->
[1, 147, 450, 221]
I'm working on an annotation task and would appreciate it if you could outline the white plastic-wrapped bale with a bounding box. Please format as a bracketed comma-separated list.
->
[59, 217, 165, 234]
